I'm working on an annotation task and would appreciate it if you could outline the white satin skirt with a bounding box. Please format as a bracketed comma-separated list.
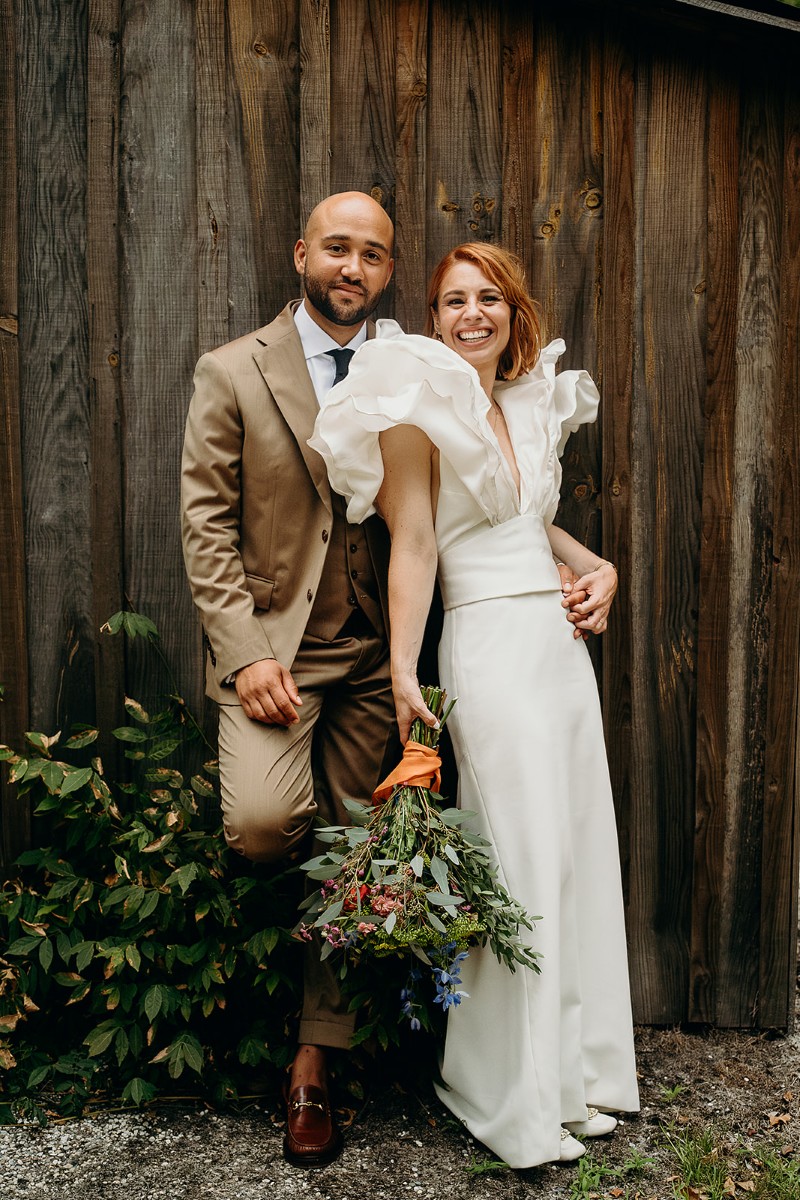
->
[434, 587, 639, 1168]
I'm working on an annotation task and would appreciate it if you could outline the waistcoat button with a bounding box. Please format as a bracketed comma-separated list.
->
[321, 529, 329, 542]
[307, 589, 313, 602]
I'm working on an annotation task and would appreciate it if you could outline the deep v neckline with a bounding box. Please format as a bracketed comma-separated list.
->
[486, 399, 523, 508]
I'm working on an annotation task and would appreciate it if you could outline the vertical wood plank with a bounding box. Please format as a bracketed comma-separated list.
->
[330, 0, 395, 321]
[759, 83, 800, 1029]
[716, 76, 784, 1026]
[119, 0, 198, 705]
[426, 0, 502, 273]
[688, 58, 740, 1023]
[627, 41, 708, 1023]
[0, 0, 30, 862]
[88, 0, 125, 773]
[394, 0, 428, 333]
[516, 9, 605, 557]
[228, 0, 300, 325]
[16, 0, 93, 734]
[299, 0, 330, 225]
[601, 13, 637, 994]
[197, 0, 230, 356]
[330, 0, 395, 210]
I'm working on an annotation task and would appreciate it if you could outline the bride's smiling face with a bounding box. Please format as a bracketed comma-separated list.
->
[432, 261, 512, 375]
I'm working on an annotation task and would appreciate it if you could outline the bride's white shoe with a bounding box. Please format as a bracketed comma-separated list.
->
[558, 1128, 587, 1162]
[563, 1106, 618, 1138]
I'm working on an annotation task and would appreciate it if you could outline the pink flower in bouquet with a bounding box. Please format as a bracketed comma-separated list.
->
[357, 922, 377, 935]
[370, 891, 401, 917]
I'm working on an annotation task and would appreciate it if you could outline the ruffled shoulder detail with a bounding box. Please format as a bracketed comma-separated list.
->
[309, 320, 519, 524]
[538, 340, 600, 457]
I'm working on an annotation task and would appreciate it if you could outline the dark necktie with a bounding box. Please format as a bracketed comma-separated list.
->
[327, 347, 354, 386]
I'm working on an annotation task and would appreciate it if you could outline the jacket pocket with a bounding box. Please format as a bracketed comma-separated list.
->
[245, 573, 275, 611]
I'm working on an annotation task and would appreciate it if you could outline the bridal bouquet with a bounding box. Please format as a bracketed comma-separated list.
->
[296, 686, 541, 1022]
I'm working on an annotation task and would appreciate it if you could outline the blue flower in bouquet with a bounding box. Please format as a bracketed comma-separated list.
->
[431, 943, 470, 1011]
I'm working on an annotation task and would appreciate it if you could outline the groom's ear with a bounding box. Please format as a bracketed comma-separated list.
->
[293, 239, 307, 277]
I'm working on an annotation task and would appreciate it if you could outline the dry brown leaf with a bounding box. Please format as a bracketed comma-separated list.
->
[784, 1090, 794, 1102]
[0, 1045, 17, 1069]
[736, 1183, 755, 1193]
[780, 1144, 794, 1156]
[722, 1179, 736, 1196]
[0, 1013, 21, 1032]
[768, 1111, 792, 1126]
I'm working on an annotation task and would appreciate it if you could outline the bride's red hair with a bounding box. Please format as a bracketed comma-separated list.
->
[425, 243, 542, 380]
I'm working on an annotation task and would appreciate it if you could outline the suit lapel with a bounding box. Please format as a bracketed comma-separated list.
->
[253, 306, 332, 512]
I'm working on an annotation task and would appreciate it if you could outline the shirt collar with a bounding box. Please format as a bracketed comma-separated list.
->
[294, 300, 368, 361]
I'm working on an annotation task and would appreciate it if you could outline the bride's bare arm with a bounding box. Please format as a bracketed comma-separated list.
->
[376, 425, 439, 743]
[546, 524, 618, 637]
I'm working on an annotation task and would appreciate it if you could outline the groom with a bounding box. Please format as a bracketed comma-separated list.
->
[181, 192, 397, 1166]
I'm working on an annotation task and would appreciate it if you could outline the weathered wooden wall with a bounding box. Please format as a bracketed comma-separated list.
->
[1, 0, 798, 1027]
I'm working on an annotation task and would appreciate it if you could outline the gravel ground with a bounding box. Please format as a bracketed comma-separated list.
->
[2, 1012, 799, 1200]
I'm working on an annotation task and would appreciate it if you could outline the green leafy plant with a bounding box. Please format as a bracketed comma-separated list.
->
[0, 613, 302, 1121]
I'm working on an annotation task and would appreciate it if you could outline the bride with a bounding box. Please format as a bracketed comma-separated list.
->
[310, 242, 639, 1168]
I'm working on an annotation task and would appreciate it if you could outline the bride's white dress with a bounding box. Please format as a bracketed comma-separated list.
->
[310, 321, 639, 1168]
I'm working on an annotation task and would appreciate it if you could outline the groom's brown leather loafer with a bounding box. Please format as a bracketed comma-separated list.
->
[283, 1084, 343, 1167]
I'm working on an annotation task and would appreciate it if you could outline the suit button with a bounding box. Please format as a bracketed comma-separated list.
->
[350, 544, 358, 553]
[351, 569, 358, 579]
[307, 589, 313, 602]
[348, 594, 357, 606]
[321, 530, 329, 542]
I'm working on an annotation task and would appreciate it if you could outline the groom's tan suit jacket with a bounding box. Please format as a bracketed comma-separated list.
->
[181, 303, 391, 702]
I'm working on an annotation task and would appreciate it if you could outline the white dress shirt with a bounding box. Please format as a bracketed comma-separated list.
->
[294, 300, 367, 404]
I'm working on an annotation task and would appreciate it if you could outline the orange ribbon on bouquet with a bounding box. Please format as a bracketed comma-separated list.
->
[372, 740, 442, 804]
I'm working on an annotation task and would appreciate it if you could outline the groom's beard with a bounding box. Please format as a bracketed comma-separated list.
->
[302, 269, 388, 327]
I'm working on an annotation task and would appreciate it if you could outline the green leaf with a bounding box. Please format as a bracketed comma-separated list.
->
[27, 1065, 51, 1088]
[9, 757, 29, 783]
[410, 854, 424, 877]
[149, 736, 181, 761]
[74, 941, 96, 972]
[429, 855, 449, 892]
[59, 767, 94, 796]
[384, 910, 397, 935]
[84, 1024, 117, 1057]
[165, 863, 199, 895]
[190, 774, 215, 798]
[124, 944, 141, 972]
[63, 728, 100, 749]
[5, 935, 42, 956]
[122, 1076, 156, 1107]
[39, 760, 66, 792]
[74, 880, 94, 909]
[144, 984, 164, 1023]
[115, 1026, 130, 1066]
[124, 697, 151, 724]
[426, 891, 463, 907]
[112, 727, 148, 743]
[428, 911, 448, 934]
[444, 843, 460, 865]
[138, 890, 160, 921]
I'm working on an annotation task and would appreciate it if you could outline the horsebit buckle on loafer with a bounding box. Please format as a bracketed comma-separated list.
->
[290, 1098, 327, 1113]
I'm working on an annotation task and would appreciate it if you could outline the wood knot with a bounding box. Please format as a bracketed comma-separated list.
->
[412, 81, 427, 98]
[107, 352, 120, 368]
[370, 186, 384, 204]
[541, 222, 556, 238]
[584, 189, 602, 210]
[253, 41, 269, 57]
